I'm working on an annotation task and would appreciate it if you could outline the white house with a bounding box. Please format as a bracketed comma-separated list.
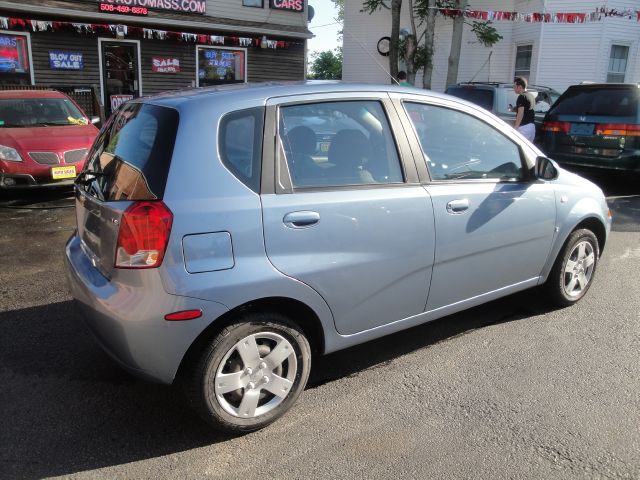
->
[342, 0, 640, 93]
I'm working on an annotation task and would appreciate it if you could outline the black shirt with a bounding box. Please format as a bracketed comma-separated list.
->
[516, 93, 535, 126]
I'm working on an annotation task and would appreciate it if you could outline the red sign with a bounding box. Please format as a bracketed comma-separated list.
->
[269, 0, 303, 12]
[99, 3, 148, 15]
[91, 0, 205, 15]
[110, 94, 133, 112]
[152, 57, 180, 74]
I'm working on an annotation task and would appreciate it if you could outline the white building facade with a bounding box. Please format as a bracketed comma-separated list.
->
[343, 0, 640, 93]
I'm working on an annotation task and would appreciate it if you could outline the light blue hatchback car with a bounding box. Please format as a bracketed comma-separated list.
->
[65, 82, 611, 433]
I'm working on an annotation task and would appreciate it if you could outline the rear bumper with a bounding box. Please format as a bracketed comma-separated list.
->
[546, 151, 640, 173]
[64, 233, 229, 384]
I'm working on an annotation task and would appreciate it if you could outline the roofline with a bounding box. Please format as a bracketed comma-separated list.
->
[0, 1, 313, 39]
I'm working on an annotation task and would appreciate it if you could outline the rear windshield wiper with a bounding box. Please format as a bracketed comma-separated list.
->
[75, 170, 109, 185]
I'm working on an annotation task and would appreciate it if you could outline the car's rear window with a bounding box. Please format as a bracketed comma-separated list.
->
[445, 87, 494, 111]
[81, 103, 178, 201]
[549, 86, 639, 117]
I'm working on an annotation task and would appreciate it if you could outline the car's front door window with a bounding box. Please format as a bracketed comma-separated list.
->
[404, 102, 524, 181]
[278, 101, 404, 188]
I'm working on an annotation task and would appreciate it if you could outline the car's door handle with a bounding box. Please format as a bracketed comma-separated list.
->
[283, 211, 320, 228]
[446, 199, 469, 214]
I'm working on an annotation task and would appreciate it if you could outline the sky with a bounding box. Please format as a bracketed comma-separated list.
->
[307, 1, 342, 56]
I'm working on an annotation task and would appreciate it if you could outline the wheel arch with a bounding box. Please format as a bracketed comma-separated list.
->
[174, 296, 325, 384]
[573, 216, 607, 254]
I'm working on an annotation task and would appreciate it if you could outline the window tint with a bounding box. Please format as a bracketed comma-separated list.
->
[279, 101, 403, 188]
[445, 87, 494, 111]
[549, 87, 639, 117]
[82, 103, 178, 201]
[219, 107, 264, 193]
[404, 102, 523, 181]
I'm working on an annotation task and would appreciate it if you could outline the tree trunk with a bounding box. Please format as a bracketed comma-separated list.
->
[445, 0, 468, 87]
[389, 0, 402, 83]
[422, 0, 437, 89]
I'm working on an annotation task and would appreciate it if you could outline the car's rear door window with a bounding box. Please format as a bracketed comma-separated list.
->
[404, 102, 524, 181]
[81, 102, 178, 201]
[278, 100, 404, 188]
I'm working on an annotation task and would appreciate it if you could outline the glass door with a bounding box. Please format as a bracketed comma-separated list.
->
[101, 42, 140, 118]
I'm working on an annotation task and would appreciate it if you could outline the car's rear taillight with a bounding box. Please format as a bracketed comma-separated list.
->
[115, 201, 173, 269]
[542, 121, 570, 133]
[595, 123, 640, 136]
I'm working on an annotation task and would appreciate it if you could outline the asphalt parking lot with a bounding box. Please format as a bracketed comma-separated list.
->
[0, 171, 638, 480]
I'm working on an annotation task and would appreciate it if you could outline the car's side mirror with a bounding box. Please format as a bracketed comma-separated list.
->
[90, 116, 101, 125]
[534, 155, 558, 180]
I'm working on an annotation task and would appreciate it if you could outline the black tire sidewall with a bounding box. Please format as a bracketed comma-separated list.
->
[195, 314, 311, 433]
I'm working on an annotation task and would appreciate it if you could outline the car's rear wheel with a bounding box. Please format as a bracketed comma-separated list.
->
[186, 312, 311, 433]
[546, 228, 599, 307]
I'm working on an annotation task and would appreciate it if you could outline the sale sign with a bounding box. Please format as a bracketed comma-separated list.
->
[152, 57, 180, 74]
[49, 51, 84, 70]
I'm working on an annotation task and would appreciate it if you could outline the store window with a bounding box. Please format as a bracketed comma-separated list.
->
[0, 32, 31, 85]
[197, 47, 246, 87]
[514, 45, 532, 81]
[607, 45, 629, 83]
[243, 0, 264, 6]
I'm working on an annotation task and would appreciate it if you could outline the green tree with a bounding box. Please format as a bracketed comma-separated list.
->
[363, 0, 502, 87]
[308, 49, 343, 80]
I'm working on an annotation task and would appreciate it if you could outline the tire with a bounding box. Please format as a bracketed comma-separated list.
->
[186, 312, 311, 434]
[545, 229, 599, 307]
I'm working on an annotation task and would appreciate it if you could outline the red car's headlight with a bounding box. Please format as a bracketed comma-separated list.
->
[0, 144, 23, 162]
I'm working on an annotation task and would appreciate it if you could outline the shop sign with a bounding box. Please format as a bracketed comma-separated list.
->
[87, 0, 205, 15]
[152, 57, 180, 73]
[49, 51, 84, 70]
[110, 94, 134, 112]
[269, 0, 303, 12]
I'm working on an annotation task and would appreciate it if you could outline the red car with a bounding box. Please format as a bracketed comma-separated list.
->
[0, 89, 99, 189]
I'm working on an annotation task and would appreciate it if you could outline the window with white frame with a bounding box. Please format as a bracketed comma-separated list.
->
[514, 45, 532, 81]
[607, 45, 629, 83]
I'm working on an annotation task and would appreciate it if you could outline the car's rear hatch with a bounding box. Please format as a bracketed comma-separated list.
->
[542, 85, 640, 164]
[74, 102, 179, 279]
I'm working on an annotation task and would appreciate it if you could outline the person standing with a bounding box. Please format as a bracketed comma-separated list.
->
[510, 77, 536, 142]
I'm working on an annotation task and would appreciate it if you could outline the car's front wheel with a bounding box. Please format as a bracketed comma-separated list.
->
[546, 228, 599, 307]
[186, 312, 311, 433]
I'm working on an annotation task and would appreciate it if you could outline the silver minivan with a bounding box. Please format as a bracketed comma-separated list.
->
[65, 82, 611, 433]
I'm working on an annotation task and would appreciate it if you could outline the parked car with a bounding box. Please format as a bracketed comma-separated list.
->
[65, 82, 611, 434]
[541, 83, 640, 174]
[0, 89, 100, 189]
[445, 82, 561, 143]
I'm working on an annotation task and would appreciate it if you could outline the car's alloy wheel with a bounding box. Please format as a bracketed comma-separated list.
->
[214, 331, 298, 419]
[187, 313, 311, 433]
[546, 228, 599, 307]
[562, 239, 595, 298]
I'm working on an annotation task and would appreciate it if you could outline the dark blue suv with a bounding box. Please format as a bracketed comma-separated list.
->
[542, 83, 640, 174]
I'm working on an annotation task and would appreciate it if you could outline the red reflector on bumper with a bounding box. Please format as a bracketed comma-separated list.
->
[164, 309, 203, 321]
